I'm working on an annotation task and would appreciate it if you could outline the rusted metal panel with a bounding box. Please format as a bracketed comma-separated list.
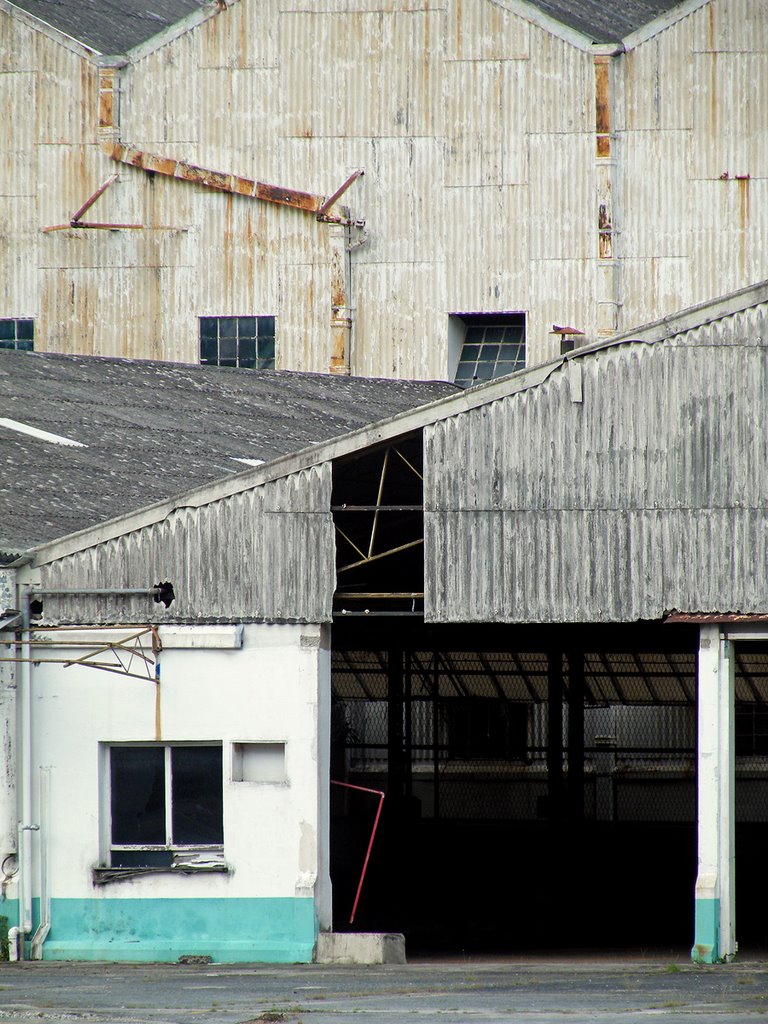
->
[424, 305, 768, 622]
[594, 57, 611, 157]
[4, 0, 767, 379]
[37, 464, 335, 625]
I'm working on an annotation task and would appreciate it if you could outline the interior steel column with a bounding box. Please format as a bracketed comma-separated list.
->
[387, 649, 405, 807]
[692, 625, 736, 963]
[567, 650, 585, 820]
[547, 650, 565, 819]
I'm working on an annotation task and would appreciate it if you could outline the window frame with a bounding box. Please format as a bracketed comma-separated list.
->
[199, 315, 275, 370]
[449, 312, 526, 387]
[0, 318, 34, 352]
[106, 742, 224, 868]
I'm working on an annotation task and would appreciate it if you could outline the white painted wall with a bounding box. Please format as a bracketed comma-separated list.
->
[20, 622, 330, 915]
[0, 570, 18, 887]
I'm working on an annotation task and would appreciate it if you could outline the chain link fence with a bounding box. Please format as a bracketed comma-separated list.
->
[332, 647, 768, 824]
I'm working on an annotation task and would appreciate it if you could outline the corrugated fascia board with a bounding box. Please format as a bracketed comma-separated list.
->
[22, 277, 768, 571]
[488, 0, 596, 51]
[0, 0, 100, 59]
[621, 0, 712, 50]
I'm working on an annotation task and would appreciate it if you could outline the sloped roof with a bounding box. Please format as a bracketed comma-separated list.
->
[6, 0, 695, 54]
[5, 0, 207, 53]
[0, 351, 455, 559]
[527, 1, 687, 43]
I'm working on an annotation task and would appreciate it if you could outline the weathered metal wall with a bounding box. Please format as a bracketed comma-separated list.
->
[1, 0, 766, 378]
[616, 1, 768, 332]
[37, 463, 335, 624]
[424, 303, 768, 622]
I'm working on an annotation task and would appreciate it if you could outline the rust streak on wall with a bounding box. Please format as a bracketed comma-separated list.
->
[598, 203, 613, 260]
[594, 58, 611, 158]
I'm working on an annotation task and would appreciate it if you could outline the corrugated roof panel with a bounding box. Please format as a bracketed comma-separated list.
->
[0, 349, 456, 554]
[8, 0, 207, 54]
[424, 304, 768, 622]
[37, 464, 336, 624]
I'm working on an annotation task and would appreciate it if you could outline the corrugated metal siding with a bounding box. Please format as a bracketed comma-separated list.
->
[38, 464, 335, 624]
[3, 0, 767, 377]
[424, 306, 768, 622]
[618, 0, 768, 331]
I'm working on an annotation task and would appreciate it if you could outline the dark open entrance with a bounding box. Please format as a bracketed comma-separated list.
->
[328, 434, 768, 952]
[331, 619, 701, 952]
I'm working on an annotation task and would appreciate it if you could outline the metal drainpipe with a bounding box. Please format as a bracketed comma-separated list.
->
[17, 584, 35, 957]
[13, 582, 167, 958]
[30, 768, 50, 960]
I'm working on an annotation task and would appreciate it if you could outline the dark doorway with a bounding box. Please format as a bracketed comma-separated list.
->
[330, 620, 703, 953]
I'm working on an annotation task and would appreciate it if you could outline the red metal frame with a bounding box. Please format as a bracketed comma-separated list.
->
[331, 780, 385, 925]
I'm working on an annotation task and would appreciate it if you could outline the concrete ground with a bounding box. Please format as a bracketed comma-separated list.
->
[3, 955, 768, 1024]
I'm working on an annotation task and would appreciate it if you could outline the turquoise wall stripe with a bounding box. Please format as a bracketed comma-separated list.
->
[692, 897, 720, 964]
[0, 900, 19, 928]
[34, 897, 315, 963]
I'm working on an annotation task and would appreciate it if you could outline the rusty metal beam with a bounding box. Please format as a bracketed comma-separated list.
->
[317, 169, 364, 217]
[42, 172, 144, 233]
[104, 142, 359, 224]
[42, 222, 144, 233]
[71, 173, 119, 223]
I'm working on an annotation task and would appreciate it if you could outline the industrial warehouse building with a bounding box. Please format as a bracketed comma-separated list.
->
[1, 0, 766, 380]
[2, 280, 768, 963]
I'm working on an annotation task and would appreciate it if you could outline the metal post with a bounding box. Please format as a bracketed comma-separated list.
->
[547, 650, 565, 820]
[567, 650, 585, 821]
[387, 649, 404, 808]
[692, 625, 736, 962]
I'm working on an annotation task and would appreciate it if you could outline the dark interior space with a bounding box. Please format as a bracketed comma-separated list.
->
[330, 621, 768, 953]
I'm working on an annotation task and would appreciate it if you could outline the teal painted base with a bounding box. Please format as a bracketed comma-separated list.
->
[1, 899, 18, 960]
[692, 897, 720, 964]
[34, 897, 315, 963]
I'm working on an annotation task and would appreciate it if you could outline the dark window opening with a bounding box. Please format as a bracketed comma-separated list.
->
[200, 316, 275, 369]
[452, 312, 525, 387]
[0, 318, 34, 351]
[109, 744, 223, 868]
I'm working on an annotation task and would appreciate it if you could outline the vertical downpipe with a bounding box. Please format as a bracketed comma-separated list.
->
[30, 769, 50, 960]
[17, 586, 34, 957]
[329, 215, 352, 375]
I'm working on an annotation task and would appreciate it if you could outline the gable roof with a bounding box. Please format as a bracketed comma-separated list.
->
[17, 277, 768, 578]
[523, 0, 691, 43]
[4, 0, 702, 55]
[4, 0, 207, 54]
[0, 351, 455, 560]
